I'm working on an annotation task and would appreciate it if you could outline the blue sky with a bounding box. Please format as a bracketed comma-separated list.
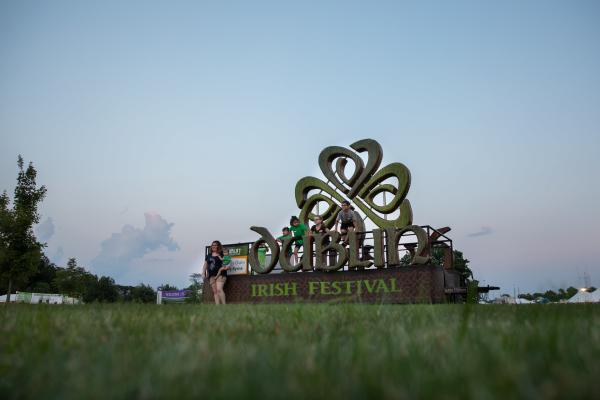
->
[1, 1, 599, 293]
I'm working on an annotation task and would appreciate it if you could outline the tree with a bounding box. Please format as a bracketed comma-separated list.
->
[518, 286, 581, 302]
[186, 273, 204, 303]
[544, 290, 560, 302]
[26, 255, 59, 293]
[80, 272, 100, 303]
[0, 156, 47, 302]
[54, 258, 88, 300]
[158, 284, 178, 291]
[451, 250, 473, 286]
[130, 284, 156, 303]
[96, 276, 119, 302]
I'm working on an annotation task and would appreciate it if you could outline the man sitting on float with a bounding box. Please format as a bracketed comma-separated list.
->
[334, 200, 361, 246]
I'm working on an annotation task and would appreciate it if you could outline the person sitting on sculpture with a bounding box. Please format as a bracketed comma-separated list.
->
[309, 215, 331, 267]
[276, 227, 293, 262]
[309, 215, 330, 242]
[289, 216, 308, 265]
[334, 200, 361, 245]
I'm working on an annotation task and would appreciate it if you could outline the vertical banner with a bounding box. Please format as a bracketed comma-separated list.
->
[224, 244, 249, 275]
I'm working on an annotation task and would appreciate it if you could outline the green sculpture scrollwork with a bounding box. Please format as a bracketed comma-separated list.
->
[296, 138, 413, 229]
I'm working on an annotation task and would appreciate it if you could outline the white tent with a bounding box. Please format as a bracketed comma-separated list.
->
[0, 294, 17, 303]
[567, 290, 600, 303]
[0, 292, 79, 304]
[516, 298, 533, 304]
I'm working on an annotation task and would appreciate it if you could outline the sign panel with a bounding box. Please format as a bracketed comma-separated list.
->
[203, 266, 446, 304]
[228, 256, 248, 275]
[158, 290, 191, 304]
[224, 244, 249, 275]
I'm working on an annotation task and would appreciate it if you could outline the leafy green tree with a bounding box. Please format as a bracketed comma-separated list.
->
[185, 273, 204, 303]
[96, 276, 119, 302]
[519, 286, 581, 302]
[115, 285, 134, 301]
[158, 284, 178, 291]
[81, 273, 101, 303]
[130, 284, 156, 303]
[519, 293, 535, 301]
[26, 255, 59, 293]
[0, 156, 47, 301]
[53, 258, 122, 303]
[544, 290, 559, 302]
[452, 250, 473, 286]
[54, 258, 89, 299]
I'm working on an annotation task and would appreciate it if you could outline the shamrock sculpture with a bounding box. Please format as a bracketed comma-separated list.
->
[295, 139, 413, 229]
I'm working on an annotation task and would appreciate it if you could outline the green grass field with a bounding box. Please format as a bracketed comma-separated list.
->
[1, 303, 599, 399]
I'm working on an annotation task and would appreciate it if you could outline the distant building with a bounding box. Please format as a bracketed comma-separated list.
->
[493, 294, 516, 304]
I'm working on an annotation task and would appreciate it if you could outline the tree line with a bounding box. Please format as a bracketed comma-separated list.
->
[20, 255, 158, 303]
[0, 155, 184, 303]
[517, 286, 596, 303]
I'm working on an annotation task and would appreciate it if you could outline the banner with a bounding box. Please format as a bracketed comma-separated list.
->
[158, 290, 191, 304]
[224, 244, 249, 275]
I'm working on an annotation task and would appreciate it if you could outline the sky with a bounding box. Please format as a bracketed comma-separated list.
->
[1, 0, 599, 294]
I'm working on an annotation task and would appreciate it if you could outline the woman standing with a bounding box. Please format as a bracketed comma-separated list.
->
[202, 241, 229, 304]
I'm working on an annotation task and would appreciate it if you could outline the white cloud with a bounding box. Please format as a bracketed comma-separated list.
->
[91, 212, 179, 277]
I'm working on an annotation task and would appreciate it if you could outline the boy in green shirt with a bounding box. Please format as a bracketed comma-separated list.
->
[277, 227, 293, 258]
[289, 216, 308, 265]
[220, 248, 231, 276]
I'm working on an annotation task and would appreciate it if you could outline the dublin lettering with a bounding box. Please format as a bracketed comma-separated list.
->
[247, 225, 430, 274]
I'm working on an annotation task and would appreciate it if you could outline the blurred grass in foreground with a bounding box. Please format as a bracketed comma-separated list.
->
[1, 303, 599, 399]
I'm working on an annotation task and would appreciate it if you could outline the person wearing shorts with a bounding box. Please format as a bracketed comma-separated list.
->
[202, 240, 229, 304]
[310, 215, 331, 268]
[334, 200, 358, 244]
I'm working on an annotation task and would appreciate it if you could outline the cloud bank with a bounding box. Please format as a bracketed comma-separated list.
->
[92, 212, 179, 275]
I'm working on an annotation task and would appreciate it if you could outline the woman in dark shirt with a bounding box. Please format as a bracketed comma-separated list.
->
[202, 240, 229, 304]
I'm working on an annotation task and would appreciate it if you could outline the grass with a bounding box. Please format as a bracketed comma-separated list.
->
[1, 303, 599, 399]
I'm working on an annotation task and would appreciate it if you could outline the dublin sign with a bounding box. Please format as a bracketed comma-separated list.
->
[249, 138, 428, 273]
[203, 139, 465, 304]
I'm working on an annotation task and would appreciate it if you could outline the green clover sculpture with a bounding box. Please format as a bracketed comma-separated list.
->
[295, 139, 413, 229]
